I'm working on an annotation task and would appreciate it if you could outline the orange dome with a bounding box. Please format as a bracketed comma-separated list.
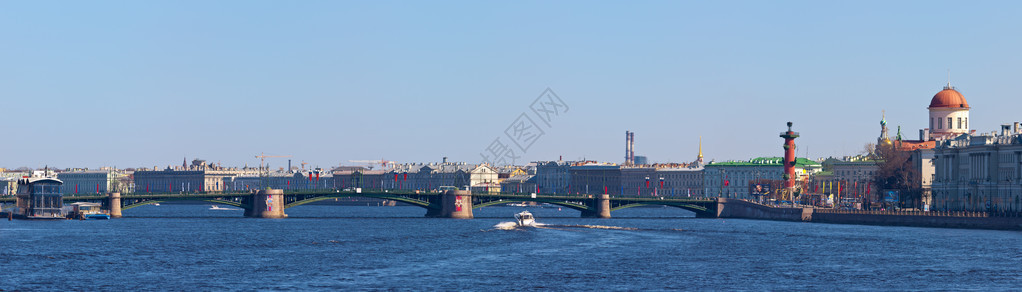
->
[929, 87, 969, 108]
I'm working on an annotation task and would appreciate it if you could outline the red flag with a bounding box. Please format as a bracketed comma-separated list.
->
[645, 178, 650, 188]
[394, 174, 398, 181]
[604, 186, 608, 194]
[308, 173, 313, 182]
[403, 173, 408, 181]
[724, 180, 729, 187]
[75, 184, 78, 194]
[659, 180, 664, 188]
[316, 172, 320, 181]
[97, 184, 100, 193]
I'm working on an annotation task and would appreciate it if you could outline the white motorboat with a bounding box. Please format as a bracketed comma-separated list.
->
[514, 211, 535, 226]
[210, 205, 227, 210]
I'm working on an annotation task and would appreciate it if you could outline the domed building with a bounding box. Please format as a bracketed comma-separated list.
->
[928, 82, 970, 139]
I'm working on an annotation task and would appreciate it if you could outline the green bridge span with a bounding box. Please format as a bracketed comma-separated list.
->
[1, 190, 720, 219]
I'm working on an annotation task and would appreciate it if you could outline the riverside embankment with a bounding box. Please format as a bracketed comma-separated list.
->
[714, 198, 1022, 231]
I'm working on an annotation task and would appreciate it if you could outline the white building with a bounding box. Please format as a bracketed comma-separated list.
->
[928, 82, 971, 140]
[931, 124, 1022, 212]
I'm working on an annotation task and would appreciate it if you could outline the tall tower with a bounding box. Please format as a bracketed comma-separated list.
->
[927, 81, 970, 140]
[696, 137, 704, 165]
[624, 131, 632, 165]
[779, 122, 800, 190]
[878, 110, 892, 146]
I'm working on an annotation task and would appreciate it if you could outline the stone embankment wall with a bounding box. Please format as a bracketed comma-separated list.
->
[812, 209, 1022, 231]
[715, 199, 1022, 230]
[715, 199, 811, 222]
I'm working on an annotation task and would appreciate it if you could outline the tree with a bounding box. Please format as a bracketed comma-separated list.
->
[872, 144, 921, 209]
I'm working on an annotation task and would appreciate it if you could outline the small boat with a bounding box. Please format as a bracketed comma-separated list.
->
[152, 203, 160, 206]
[210, 205, 238, 210]
[514, 211, 535, 226]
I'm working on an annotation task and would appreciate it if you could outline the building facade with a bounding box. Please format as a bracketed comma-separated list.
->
[534, 161, 572, 194]
[704, 157, 822, 200]
[57, 171, 111, 195]
[569, 164, 621, 195]
[931, 126, 1022, 212]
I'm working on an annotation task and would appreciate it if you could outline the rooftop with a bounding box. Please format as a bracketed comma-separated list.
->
[707, 157, 821, 168]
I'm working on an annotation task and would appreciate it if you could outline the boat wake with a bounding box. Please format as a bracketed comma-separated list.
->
[492, 222, 685, 232]
[544, 224, 639, 230]
[492, 222, 640, 231]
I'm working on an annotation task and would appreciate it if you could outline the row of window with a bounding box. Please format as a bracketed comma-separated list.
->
[932, 117, 968, 130]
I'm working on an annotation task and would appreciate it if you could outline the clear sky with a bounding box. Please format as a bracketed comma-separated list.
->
[2, 1, 1021, 170]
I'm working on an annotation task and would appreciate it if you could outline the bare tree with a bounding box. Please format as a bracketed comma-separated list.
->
[872, 144, 920, 209]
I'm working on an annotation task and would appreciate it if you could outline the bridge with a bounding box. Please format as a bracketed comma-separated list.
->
[0, 189, 721, 219]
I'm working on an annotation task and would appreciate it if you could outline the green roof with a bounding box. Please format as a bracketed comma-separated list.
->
[707, 157, 821, 168]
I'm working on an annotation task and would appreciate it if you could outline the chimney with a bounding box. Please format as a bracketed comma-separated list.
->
[1015, 122, 1020, 134]
[1002, 125, 1011, 136]
[920, 129, 930, 141]
[625, 131, 636, 165]
[625, 131, 631, 165]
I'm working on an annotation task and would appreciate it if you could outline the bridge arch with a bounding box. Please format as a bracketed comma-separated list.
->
[472, 198, 591, 213]
[122, 198, 245, 210]
[609, 201, 713, 217]
[283, 193, 437, 210]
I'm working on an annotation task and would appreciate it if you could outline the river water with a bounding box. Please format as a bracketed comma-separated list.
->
[2, 204, 1020, 290]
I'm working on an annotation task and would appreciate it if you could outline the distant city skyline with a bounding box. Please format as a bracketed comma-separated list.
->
[2, 1, 1021, 169]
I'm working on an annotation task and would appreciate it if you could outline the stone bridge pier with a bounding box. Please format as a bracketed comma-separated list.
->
[246, 189, 287, 218]
[107, 192, 122, 218]
[435, 190, 473, 219]
[581, 194, 611, 218]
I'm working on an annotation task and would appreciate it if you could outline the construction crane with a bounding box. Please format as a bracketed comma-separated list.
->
[255, 153, 293, 171]
[348, 159, 395, 170]
[300, 161, 309, 171]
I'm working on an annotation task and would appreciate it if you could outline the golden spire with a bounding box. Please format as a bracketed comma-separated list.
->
[698, 136, 703, 159]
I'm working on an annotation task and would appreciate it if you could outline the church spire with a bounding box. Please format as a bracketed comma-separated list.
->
[879, 110, 892, 146]
[698, 137, 703, 159]
[694, 137, 704, 166]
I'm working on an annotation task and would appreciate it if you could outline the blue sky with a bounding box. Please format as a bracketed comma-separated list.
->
[2, 1, 1021, 169]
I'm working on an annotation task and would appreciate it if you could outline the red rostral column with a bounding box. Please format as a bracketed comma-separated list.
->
[779, 122, 800, 189]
